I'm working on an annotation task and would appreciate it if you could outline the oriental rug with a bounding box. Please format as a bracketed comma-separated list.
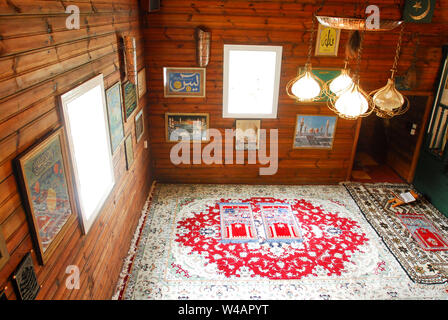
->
[344, 182, 448, 284]
[114, 184, 448, 300]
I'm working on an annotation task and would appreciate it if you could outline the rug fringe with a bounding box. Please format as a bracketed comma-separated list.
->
[111, 181, 157, 300]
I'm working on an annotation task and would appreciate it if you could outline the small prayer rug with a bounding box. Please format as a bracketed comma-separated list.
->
[259, 203, 302, 242]
[219, 203, 257, 243]
[396, 213, 448, 251]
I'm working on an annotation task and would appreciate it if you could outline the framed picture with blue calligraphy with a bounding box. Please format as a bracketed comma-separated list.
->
[163, 67, 206, 98]
[14, 128, 77, 265]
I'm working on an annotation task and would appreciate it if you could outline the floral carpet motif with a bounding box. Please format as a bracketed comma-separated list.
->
[344, 182, 448, 284]
[114, 184, 448, 300]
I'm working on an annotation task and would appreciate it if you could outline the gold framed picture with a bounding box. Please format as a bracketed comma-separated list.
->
[14, 128, 77, 265]
[124, 134, 135, 170]
[135, 109, 145, 143]
[315, 24, 341, 57]
[165, 113, 210, 142]
[137, 68, 147, 99]
[235, 120, 261, 151]
[293, 114, 338, 149]
[163, 67, 206, 98]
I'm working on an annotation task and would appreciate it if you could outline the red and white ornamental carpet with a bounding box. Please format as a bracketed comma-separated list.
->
[114, 184, 448, 300]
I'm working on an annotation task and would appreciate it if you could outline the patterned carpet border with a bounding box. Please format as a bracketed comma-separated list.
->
[112, 182, 157, 300]
[343, 182, 448, 285]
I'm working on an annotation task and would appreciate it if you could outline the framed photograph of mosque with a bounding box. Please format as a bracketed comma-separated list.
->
[293, 114, 337, 149]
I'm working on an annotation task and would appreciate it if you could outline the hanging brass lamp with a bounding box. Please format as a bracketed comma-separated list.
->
[369, 24, 409, 119]
[286, 13, 325, 102]
[327, 29, 374, 120]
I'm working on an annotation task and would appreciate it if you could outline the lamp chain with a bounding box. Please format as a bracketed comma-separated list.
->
[391, 23, 405, 79]
[306, 0, 326, 67]
[354, 28, 366, 84]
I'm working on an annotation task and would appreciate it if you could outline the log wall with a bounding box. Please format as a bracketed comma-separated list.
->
[144, 0, 448, 184]
[0, 0, 153, 299]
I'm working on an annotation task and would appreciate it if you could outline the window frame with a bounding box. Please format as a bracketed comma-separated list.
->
[59, 74, 116, 234]
[222, 44, 283, 119]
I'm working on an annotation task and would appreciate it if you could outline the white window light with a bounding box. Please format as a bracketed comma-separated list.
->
[59, 74, 115, 234]
[223, 45, 283, 119]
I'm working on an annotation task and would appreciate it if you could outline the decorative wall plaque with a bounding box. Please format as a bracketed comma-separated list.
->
[12, 253, 40, 300]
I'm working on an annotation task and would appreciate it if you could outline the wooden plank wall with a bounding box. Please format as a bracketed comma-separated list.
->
[145, 0, 448, 184]
[0, 0, 153, 299]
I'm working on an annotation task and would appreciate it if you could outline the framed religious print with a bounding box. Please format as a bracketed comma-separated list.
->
[163, 67, 206, 98]
[123, 81, 138, 121]
[14, 128, 77, 265]
[165, 113, 209, 142]
[135, 109, 145, 143]
[235, 120, 261, 151]
[293, 115, 338, 149]
[315, 23, 341, 57]
[137, 68, 147, 99]
[124, 134, 135, 170]
[12, 252, 40, 300]
[105, 82, 125, 154]
[0, 225, 9, 270]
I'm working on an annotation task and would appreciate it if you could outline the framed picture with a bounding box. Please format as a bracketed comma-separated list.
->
[165, 113, 209, 142]
[124, 134, 135, 170]
[293, 114, 338, 149]
[12, 253, 40, 300]
[105, 82, 125, 154]
[297, 68, 341, 103]
[123, 81, 138, 121]
[163, 67, 206, 98]
[0, 225, 9, 270]
[235, 120, 261, 151]
[137, 68, 147, 99]
[135, 109, 145, 143]
[14, 128, 77, 265]
[315, 24, 341, 57]
[403, 0, 435, 23]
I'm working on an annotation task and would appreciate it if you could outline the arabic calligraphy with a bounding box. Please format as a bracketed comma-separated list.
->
[169, 72, 201, 93]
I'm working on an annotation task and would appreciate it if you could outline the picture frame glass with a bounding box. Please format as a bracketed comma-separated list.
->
[105, 82, 125, 154]
[164, 68, 206, 98]
[137, 68, 147, 99]
[235, 120, 261, 150]
[166, 113, 209, 142]
[135, 109, 145, 143]
[123, 81, 138, 121]
[125, 135, 135, 169]
[16, 128, 75, 263]
[315, 24, 340, 57]
[293, 115, 337, 149]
